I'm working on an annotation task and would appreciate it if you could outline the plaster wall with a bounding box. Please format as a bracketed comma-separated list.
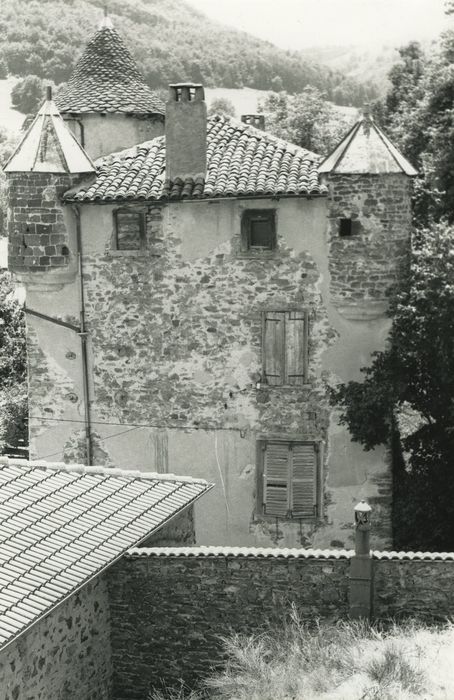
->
[63, 113, 164, 160]
[21, 190, 404, 549]
[0, 575, 112, 700]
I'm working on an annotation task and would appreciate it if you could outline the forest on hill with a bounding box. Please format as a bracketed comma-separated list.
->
[0, 0, 378, 107]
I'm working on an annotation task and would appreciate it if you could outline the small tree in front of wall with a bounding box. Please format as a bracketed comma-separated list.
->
[331, 222, 454, 550]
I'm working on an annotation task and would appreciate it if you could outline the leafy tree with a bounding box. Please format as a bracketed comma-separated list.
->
[208, 97, 236, 118]
[11, 75, 46, 115]
[259, 87, 354, 155]
[331, 223, 454, 550]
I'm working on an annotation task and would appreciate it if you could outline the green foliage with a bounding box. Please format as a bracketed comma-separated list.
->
[331, 224, 454, 549]
[208, 98, 236, 118]
[259, 87, 355, 155]
[0, 0, 376, 106]
[0, 271, 27, 455]
[11, 75, 47, 114]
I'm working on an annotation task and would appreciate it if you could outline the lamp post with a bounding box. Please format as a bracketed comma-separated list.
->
[354, 500, 372, 556]
[349, 501, 373, 620]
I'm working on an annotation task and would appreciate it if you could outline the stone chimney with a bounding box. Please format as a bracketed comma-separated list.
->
[241, 114, 265, 130]
[165, 84, 207, 182]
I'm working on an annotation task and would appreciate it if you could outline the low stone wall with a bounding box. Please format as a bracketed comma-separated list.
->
[108, 547, 352, 699]
[0, 575, 112, 700]
[373, 555, 454, 620]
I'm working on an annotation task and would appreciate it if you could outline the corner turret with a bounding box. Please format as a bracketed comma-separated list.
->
[4, 88, 95, 278]
[319, 108, 417, 320]
[56, 12, 165, 159]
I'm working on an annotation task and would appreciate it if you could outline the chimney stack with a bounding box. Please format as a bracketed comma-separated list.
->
[166, 83, 207, 182]
[241, 114, 265, 130]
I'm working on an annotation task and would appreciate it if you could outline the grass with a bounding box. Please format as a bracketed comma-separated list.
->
[148, 608, 454, 700]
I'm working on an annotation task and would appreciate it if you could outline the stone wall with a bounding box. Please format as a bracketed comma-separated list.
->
[107, 548, 454, 699]
[0, 575, 112, 700]
[373, 557, 454, 619]
[7, 172, 79, 273]
[327, 173, 411, 313]
[108, 549, 351, 698]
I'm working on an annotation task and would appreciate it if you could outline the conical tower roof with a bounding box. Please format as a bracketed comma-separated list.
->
[4, 89, 95, 174]
[55, 15, 165, 115]
[319, 110, 418, 176]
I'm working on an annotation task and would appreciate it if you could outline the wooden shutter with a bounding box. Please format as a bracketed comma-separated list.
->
[285, 310, 308, 385]
[290, 443, 317, 517]
[263, 312, 285, 386]
[263, 442, 289, 516]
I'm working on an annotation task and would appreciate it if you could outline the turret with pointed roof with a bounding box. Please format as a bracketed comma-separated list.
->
[56, 12, 165, 160]
[5, 89, 94, 277]
[320, 108, 416, 320]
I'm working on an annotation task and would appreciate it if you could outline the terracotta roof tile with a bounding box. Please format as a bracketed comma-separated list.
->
[65, 116, 327, 202]
[55, 20, 164, 116]
[0, 457, 211, 650]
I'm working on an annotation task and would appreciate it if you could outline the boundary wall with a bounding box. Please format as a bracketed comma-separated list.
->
[107, 546, 454, 699]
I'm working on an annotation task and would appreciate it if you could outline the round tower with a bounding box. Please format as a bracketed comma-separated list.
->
[55, 12, 165, 160]
[4, 88, 95, 279]
[319, 108, 417, 321]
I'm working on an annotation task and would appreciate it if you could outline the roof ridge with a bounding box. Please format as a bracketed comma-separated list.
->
[0, 456, 209, 487]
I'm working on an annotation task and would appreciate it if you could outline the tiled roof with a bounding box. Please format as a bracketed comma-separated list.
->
[4, 93, 95, 174]
[55, 18, 164, 115]
[127, 546, 454, 562]
[127, 546, 354, 559]
[319, 114, 418, 176]
[0, 457, 211, 650]
[65, 116, 327, 202]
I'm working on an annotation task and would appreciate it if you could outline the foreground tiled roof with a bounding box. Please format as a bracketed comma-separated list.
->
[0, 458, 211, 650]
[65, 116, 327, 202]
[55, 18, 164, 115]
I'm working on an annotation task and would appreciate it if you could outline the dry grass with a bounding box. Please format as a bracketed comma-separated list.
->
[149, 609, 454, 700]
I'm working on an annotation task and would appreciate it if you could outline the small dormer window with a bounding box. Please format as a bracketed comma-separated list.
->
[339, 218, 361, 237]
[242, 210, 276, 252]
[114, 210, 146, 251]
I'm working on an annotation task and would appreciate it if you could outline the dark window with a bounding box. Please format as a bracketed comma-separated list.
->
[257, 440, 321, 519]
[262, 310, 309, 386]
[339, 218, 361, 237]
[242, 210, 276, 251]
[114, 210, 146, 251]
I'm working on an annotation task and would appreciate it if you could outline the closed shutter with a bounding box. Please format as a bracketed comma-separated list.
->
[285, 310, 308, 385]
[263, 312, 285, 386]
[263, 442, 289, 516]
[290, 443, 317, 517]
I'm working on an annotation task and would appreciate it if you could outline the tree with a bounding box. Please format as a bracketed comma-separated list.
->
[331, 223, 454, 550]
[259, 87, 354, 155]
[208, 97, 236, 118]
[11, 75, 46, 114]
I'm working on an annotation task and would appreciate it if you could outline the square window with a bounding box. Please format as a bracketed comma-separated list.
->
[338, 218, 361, 237]
[262, 310, 309, 386]
[256, 440, 321, 519]
[114, 210, 146, 251]
[242, 210, 276, 252]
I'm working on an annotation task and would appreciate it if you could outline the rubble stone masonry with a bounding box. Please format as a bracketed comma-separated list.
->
[0, 576, 111, 700]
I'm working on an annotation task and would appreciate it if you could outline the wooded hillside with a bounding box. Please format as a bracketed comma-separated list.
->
[0, 0, 378, 106]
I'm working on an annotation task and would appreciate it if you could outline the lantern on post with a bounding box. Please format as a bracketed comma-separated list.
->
[349, 501, 373, 620]
[354, 500, 371, 556]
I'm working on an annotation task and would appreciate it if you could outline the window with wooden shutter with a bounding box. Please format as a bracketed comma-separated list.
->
[262, 310, 309, 386]
[114, 210, 146, 251]
[259, 440, 320, 519]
